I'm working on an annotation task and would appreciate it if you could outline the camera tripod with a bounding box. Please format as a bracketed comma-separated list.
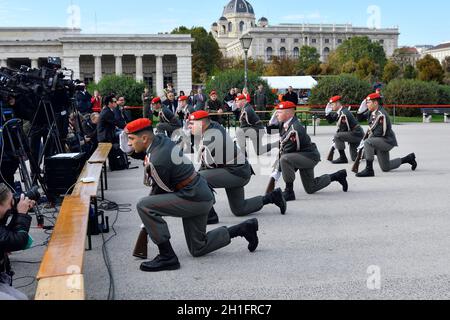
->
[1, 113, 49, 227]
[28, 96, 65, 172]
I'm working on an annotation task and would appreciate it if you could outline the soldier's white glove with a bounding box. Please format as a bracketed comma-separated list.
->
[269, 111, 279, 126]
[119, 131, 133, 154]
[358, 100, 368, 114]
[270, 170, 282, 182]
[325, 103, 333, 116]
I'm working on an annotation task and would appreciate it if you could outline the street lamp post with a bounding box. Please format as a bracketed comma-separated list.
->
[240, 34, 253, 89]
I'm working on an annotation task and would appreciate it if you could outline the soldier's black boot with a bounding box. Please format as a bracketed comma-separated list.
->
[207, 207, 219, 225]
[356, 161, 375, 178]
[332, 150, 349, 164]
[140, 241, 180, 272]
[228, 219, 259, 252]
[263, 188, 287, 215]
[402, 153, 417, 171]
[330, 170, 349, 192]
[282, 183, 296, 202]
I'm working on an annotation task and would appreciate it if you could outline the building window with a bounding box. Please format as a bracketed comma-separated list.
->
[312, 39, 317, 44]
[325, 39, 330, 44]
[84, 76, 94, 86]
[281, 38, 286, 43]
[266, 47, 273, 61]
[267, 38, 272, 43]
[323, 47, 331, 61]
[294, 38, 299, 43]
[228, 22, 233, 32]
[280, 47, 287, 58]
[293, 47, 300, 58]
[379, 39, 385, 44]
[337, 39, 343, 44]
[239, 21, 245, 32]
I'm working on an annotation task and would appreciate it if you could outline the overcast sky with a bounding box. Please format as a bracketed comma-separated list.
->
[0, 0, 448, 46]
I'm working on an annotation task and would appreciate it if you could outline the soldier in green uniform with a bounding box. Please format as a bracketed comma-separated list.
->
[267, 102, 349, 202]
[326, 96, 365, 163]
[235, 94, 278, 156]
[187, 111, 287, 225]
[124, 119, 260, 272]
[355, 93, 417, 177]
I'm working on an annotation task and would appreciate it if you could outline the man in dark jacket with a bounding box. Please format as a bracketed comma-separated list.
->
[254, 84, 268, 121]
[0, 183, 35, 300]
[283, 87, 298, 105]
[163, 92, 178, 115]
[97, 95, 119, 143]
[75, 84, 92, 115]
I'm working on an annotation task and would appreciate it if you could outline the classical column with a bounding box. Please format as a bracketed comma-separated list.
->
[176, 55, 192, 96]
[115, 55, 123, 76]
[31, 58, 39, 69]
[62, 56, 80, 80]
[94, 55, 102, 83]
[135, 55, 143, 82]
[155, 55, 164, 97]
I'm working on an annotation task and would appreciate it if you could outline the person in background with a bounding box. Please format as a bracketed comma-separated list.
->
[75, 84, 93, 115]
[242, 87, 252, 103]
[193, 88, 208, 110]
[142, 88, 152, 121]
[254, 84, 268, 121]
[91, 90, 102, 113]
[283, 86, 299, 105]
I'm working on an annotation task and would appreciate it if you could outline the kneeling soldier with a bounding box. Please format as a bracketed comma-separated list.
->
[188, 111, 287, 225]
[125, 119, 260, 272]
[235, 94, 278, 156]
[326, 95, 365, 163]
[356, 93, 417, 177]
[151, 97, 182, 138]
[268, 102, 349, 202]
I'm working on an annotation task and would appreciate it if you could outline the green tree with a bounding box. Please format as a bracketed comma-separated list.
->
[309, 74, 372, 105]
[219, 57, 266, 75]
[172, 26, 222, 84]
[87, 75, 145, 105]
[327, 36, 387, 79]
[263, 56, 298, 76]
[383, 60, 402, 83]
[297, 46, 321, 75]
[403, 65, 418, 80]
[416, 54, 444, 83]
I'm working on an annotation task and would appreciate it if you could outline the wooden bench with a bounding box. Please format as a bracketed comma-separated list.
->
[87, 143, 112, 200]
[34, 144, 112, 300]
[36, 195, 91, 280]
[421, 108, 450, 123]
[35, 275, 85, 300]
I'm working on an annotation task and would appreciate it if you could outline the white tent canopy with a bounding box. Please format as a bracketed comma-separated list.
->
[261, 76, 318, 90]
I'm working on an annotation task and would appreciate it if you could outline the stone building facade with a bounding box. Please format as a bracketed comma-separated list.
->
[0, 27, 193, 96]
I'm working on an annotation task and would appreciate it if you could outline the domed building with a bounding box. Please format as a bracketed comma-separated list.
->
[212, 0, 399, 62]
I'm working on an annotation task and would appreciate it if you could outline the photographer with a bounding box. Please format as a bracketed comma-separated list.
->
[0, 183, 35, 300]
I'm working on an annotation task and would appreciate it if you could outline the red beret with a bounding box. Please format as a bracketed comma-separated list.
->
[236, 94, 247, 101]
[189, 111, 210, 121]
[210, 91, 217, 96]
[275, 101, 297, 110]
[151, 97, 161, 104]
[125, 118, 153, 134]
[366, 93, 381, 101]
[329, 96, 342, 103]
[178, 95, 188, 102]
